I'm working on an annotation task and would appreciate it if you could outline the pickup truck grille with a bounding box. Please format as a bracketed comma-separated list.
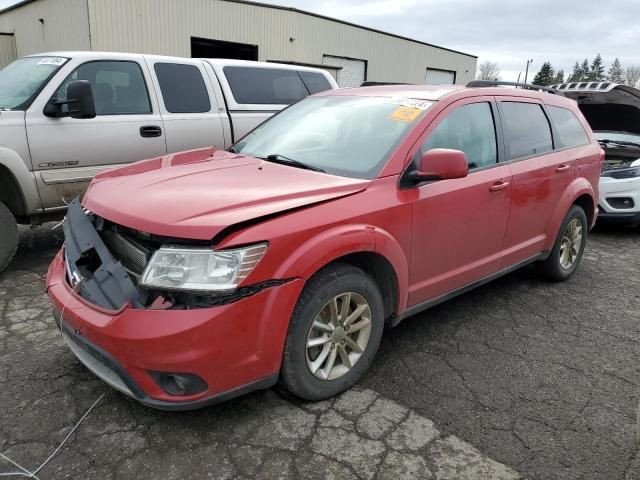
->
[101, 231, 151, 278]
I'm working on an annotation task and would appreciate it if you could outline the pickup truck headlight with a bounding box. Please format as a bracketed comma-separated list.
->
[602, 166, 640, 179]
[140, 243, 267, 292]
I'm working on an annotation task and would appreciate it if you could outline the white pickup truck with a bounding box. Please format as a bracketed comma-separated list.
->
[0, 51, 337, 272]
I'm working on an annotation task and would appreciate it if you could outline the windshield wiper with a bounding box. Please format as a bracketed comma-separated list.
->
[261, 154, 325, 173]
[599, 139, 640, 150]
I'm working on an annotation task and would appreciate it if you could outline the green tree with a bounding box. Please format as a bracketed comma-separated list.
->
[553, 69, 565, 84]
[580, 59, 590, 80]
[532, 61, 555, 86]
[607, 58, 624, 83]
[589, 54, 605, 81]
[568, 61, 583, 82]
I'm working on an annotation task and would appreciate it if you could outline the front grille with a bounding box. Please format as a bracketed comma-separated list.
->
[101, 231, 151, 277]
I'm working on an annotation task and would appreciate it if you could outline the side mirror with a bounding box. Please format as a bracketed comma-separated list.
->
[44, 80, 96, 119]
[410, 148, 468, 182]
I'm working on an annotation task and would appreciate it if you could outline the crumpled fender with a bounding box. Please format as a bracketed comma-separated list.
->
[272, 224, 409, 314]
[545, 178, 595, 250]
[0, 147, 41, 215]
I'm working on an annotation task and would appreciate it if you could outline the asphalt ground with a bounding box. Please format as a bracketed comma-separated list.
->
[1, 223, 638, 479]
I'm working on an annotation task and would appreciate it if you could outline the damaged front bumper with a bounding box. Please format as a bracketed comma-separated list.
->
[63, 197, 146, 310]
[46, 200, 305, 409]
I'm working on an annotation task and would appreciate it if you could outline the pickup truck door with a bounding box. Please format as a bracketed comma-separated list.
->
[144, 58, 228, 153]
[25, 57, 167, 210]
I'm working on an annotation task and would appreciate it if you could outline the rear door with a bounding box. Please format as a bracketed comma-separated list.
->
[26, 58, 167, 209]
[146, 59, 227, 153]
[408, 97, 512, 305]
[497, 98, 575, 267]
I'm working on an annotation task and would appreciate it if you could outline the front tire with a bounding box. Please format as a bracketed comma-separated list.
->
[280, 263, 384, 401]
[0, 201, 18, 274]
[536, 205, 588, 282]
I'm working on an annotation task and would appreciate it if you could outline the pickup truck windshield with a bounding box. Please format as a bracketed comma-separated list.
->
[0, 56, 68, 110]
[233, 96, 432, 179]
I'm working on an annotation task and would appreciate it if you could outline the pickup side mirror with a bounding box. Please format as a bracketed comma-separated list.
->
[44, 80, 96, 119]
[409, 148, 469, 182]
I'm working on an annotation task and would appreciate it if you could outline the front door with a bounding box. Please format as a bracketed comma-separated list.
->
[26, 59, 167, 209]
[408, 98, 512, 305]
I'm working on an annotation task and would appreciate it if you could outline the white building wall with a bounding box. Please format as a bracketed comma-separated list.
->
[0, 0, 90, 58]
[86, 0, 477, 84]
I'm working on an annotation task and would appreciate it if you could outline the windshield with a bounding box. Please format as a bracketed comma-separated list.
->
[0, 56, 68, 110]
[233, 95, 433, 179]
[594, 131, 640, 145]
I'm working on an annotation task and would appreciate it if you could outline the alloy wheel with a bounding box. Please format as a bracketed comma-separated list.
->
[305, 292, 372, 380]
[559, 218, 583, 270]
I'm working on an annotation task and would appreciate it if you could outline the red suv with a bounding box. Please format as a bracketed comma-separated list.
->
[47, 83, 602, 409]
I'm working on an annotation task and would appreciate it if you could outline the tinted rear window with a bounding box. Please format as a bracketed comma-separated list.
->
[299, 71, 332, 94]
[154, 63, 211, 113]
[223, 66, 309, 105]
[500, 102, 553, 159]
[547, 106, 590, 148]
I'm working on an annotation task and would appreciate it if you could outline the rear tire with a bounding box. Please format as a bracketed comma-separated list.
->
[536, 205, 588, 282]
[0, 201, 18, 274]
[280, 263, 384, 401]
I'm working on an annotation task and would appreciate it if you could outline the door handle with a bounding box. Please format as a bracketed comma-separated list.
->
[489, 181, 510, 192]
[140, 125, 162, 138]
[556, 164, 571, 173]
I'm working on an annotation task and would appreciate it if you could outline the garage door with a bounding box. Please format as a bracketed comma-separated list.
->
[323, 55, 366, 87]
[425, 68, 456, 85]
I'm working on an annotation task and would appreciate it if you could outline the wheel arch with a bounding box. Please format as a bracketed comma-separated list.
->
[0, 148, 41, 219]
[573, 192, 595, 227]
[273, 224, 409, 320]
[0, 163, 27, 217]
[545, 179, 596, 250]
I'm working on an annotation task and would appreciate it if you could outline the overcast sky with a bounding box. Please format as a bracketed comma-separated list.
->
[1, 0, 638, 81]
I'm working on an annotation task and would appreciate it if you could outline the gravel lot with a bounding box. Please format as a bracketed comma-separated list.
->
[1, 223, 638, 479]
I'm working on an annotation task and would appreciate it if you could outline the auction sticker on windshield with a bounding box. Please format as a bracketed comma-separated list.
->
[37, 57, 67, 66]
[387, 97, 432, 110]
[390, 106, 422, 123]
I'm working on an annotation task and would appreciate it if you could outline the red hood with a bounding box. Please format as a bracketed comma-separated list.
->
[83, 147, 369, 240]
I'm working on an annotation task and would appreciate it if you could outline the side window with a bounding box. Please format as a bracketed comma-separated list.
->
[223, 66, 309, 104]
[500, 102, 553, 159]
[422, 102, 497, 170]
[298, 71, 332, 94]
[547, 106, 590, 148]
[55, 61, 151, 115]
[154, 63, 211, 113]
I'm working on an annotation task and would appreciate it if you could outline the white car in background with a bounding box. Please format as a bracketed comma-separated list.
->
[553, 82, 640, 226]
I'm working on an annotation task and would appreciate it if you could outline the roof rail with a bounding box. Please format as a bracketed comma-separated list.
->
[360, 81, 414, 86]
[466, 80, 564, 95]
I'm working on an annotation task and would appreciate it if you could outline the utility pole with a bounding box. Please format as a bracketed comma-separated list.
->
[524, 59, 533, 84]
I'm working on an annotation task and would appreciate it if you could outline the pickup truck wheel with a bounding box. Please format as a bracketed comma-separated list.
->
[536, 205, 588, 282]
[0, 201, 18, 274]
[280, 263, 384, 401]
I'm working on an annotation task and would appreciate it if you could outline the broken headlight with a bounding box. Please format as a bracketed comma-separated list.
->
[139, 243, 267, 293]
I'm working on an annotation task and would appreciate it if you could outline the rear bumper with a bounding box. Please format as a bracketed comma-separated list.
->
[47, 249, 303, 409]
